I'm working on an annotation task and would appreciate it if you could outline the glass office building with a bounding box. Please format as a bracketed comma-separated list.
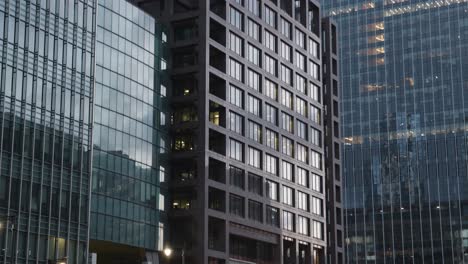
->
[89, 0, 169, 262]
[0, 0, 95, 263]
[322, 0, 468, 263]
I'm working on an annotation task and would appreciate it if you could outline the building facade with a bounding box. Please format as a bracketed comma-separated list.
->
[89, 0, 170, 262]
[0, 0, 96, 263]
[321, 18, 344, 264]
[0, 0, 171, 263]
[322, 0, 468, 263]
[131, 0, 341, 263]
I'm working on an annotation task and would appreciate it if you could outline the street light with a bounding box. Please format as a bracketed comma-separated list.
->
[163, 248, 173, 257]
[162, 246, 185, 264]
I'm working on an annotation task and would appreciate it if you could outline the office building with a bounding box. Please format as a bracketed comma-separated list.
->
[131, 0, 341, 263]
[322, 0, 468, 263]
[89, 0, 170, 262]
[0, 0, 170, 263]
[0, 0, 341, 263]
[0, 0, 95, 263]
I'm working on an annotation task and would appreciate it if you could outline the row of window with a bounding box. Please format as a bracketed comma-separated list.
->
[228, 192, 323, 239]
[229, 50, 319, 84]
[229, 84, 321, 131]
[229, 137, 322, 169]
[229, 111, 321, 146]
[228, 5, 320, 60]
[229, 159, 322, 196]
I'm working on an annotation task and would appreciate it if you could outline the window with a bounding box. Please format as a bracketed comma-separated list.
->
[282, 185, 294, 206]
[229, 85, 244, 108]
[298, 192, 309, 211]
[265, 55, 277, 76]
[298, 216, 309, 235]
[311, 127, 321, 146]
[230, 194, 245, 217]
[266, 206, 280, 227]
[248, 147, 262, 168]
[297, 120, 308, 140]
[230, 7, 244, 31]
[281, 88, 293, 109]
[265, 128, 279, 150]
[281, 112, 293, 133]
[230, 139, 244, 161]
[230, 58, 244, 82]
[296, 143, 308, 163]
[265, 154, 278, 175]
[265, 104, 278, 125]
[247, 19, 261, 42]
[229, 111, 244, 134]
[282, 160, 293, 181]
[310, 105, 321, 124]
[280, 41, 292, 62]
[312, 196, 322, 216]
[313, 220, 323, 239]
[265, 30, 277, 52]
[266, 180, 278, 201]
[283, 211, 294, 231]
[247, 0, 260, 16]
[280, 64, 292, 85]
[248, 200, 263, 222]
[311, 173, 322, 193]
[309, 82, 320, 102]
[280, 17, 291, 39]
[248, 173, 263, 195]
[297, 167, 309, 187]
[265, 79, 278, 101]
[247, 69, 261, 91]
[248, 95, 261, 116]
[230, 32, 244, 56]
[247, 43, 261, 66]
[295, 51, 306, 71]
[282, 137, 294, 157]
[265, 6, 277, 28]
[295, 28, 305, 49]
[309, 60, 319, 80]
[311, 150, 321, 169]
[230, 166, 245, 189]
[309, 38, 319, 58]
[248, 120, 262, 143]
[296, 74, 306, 94]
[296, 97, 307, 117]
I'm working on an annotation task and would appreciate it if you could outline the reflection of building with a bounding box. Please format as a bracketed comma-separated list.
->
[0, 0, 95, 263]
[0, 0, 170, 263]
[89, 0, 170, 262]
[323, 0, 468, 263]
[131, 0, 341, 263]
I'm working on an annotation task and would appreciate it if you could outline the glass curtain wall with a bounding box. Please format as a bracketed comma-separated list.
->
[0, 0, 96, 263]
[322, 0, 468, 263]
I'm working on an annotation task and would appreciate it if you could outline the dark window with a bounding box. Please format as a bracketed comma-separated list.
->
[248, 200, 263, 222]
[230, 166, 245, 189]
[248, 173, 263, 196]
[230, 194, 245, 217]
[266, 206, 280, 227]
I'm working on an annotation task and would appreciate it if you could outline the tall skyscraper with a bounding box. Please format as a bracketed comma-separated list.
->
[0, 0, 96, 263]
[131, 0, 341, 263]
[322, 1, 468, 263]
[89, 0, 170, 262]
